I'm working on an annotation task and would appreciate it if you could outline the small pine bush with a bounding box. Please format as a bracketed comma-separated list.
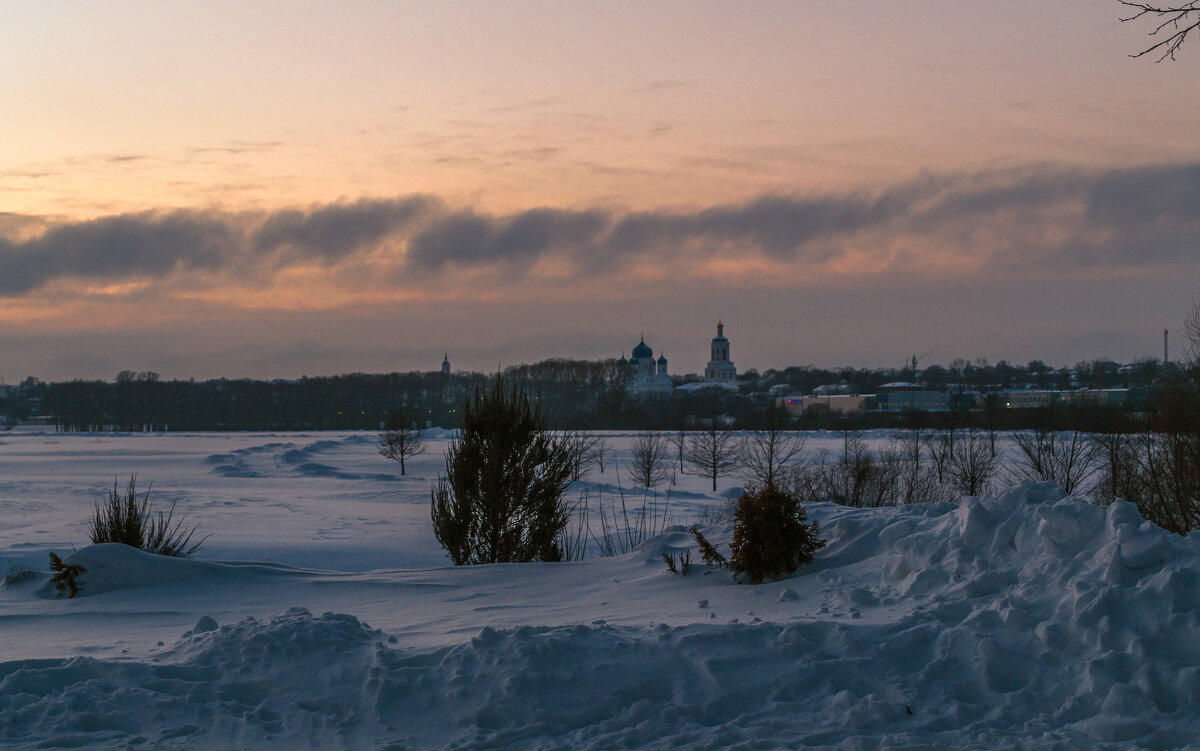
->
[431, 376, 574, 565]
[89, 475, 207, 556]
[48, 552, 85, 598]
[729, 484, 824, 584]
[690, 526, 728, 571]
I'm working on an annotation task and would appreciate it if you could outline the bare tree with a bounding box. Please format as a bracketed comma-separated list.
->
[1008, 427, 1099, 495]
[888, 428, 950, 505]
[670, 425, 688, 474]
[830, 431, 896, 508]
[1094, 302, 1200, 533]
[685, 421, 743, 492]
[378, 411, 426, 476]
[791, 431, 899, 508]
[981, 392, 1005, 457]
[561, 430, 602, 482]
[946, 429, 997, 497]
[627, 431, 672, 489]
[1090, 429, 1138, 506]
[895, 426, 923, 470]
[741, 410, 806, 489]
[925, 431, 953, 485]
[1120, 1, 1200, 61]
[1126, 388, 1200, 533]
[593, 435, 609, 474]
[1185, 296, 1200, 366]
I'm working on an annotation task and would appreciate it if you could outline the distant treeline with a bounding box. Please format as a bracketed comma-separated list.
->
[0, 355, 1185, 433]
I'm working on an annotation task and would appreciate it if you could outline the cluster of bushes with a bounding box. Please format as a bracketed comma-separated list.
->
[786, 428, 990, 508]
[428, 375, 826, 584]
[662, 484, 826, 584]
[88, 476, 207, 556]
[1085, 388, 1200, 534]
[425, 367, 1200, 586]
[44, 475, 207, 598]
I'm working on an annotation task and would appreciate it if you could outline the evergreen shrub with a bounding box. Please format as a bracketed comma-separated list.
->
[729, 484, 824, 584]
[431, 376, 574, 564]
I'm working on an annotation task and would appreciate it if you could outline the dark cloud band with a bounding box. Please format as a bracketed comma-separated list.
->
[1, 162, 1197, 297]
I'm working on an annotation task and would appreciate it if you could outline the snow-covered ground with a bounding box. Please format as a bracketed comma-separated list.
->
[2, 429, 1199, 749]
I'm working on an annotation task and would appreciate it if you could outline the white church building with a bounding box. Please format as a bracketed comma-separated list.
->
[704, 321, 737, 385]
[619, 335, 673, 395]
[621, 321, 739, 395]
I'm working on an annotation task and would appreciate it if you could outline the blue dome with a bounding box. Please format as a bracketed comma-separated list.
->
[631, 338, 653, 359]
[657, 353, 667, 363]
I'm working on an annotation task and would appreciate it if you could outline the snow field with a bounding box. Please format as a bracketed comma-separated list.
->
[2, 430, 1200, 749]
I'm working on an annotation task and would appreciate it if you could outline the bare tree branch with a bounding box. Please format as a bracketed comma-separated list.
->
[1119, 1, 1200, 61]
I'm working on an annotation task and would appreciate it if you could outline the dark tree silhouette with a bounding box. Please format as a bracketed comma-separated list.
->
[430, 376, 574, 565]
[1185, 296, 1200, 367]
[627, 431, 672, 489]
[729, 485, 824, 585]
[1120, 1, 1200, 60]
[378, 410, 426, 476]
[685, 421, 743, 492]
[740, 408, 807, 489]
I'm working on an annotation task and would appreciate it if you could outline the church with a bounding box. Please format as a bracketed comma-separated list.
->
[703, 321, 737, 385]
[619, 335, 673, 395]
[620, 322, 738, 395]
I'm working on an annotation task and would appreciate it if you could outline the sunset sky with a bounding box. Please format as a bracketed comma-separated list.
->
[2, 1, 1199, 382]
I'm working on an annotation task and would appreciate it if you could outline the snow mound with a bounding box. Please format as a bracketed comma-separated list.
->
[7, 482, 1200, 748]
[206, 436, 401, 481]
[37, 544, 312, 598]
[38, 544, 208, 598]
[0, 609, 386, 749]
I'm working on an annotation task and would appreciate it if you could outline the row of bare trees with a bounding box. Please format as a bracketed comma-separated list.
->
[608, 392, 1200, 535]
[788, 429, 985, 507]
[1086, 389, 1200, 534]
[387, 408, 1200, 534]
[384, 384, 1200, 536]
[624, 415, 801, 493]
[383, 402, 1200, 531]
[618, 413, 998, 504]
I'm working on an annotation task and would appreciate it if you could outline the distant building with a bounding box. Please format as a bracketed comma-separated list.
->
[703, 321, 737, 386]
[441, 352, 450, 375]
[813, 383, 854, 396]
[776, 394, 872, 416]
[875, 390, 951, 412]
[878, 382, 923, 393]
[620, 335, 673, 395]
[998, 388, 1134, 409]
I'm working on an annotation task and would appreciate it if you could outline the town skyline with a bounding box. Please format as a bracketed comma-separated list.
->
[2, 2, 1198, 382]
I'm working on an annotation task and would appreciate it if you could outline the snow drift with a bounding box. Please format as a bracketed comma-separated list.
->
[5, 480, 1200, 749]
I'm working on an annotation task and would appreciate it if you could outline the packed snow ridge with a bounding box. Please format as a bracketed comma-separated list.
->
[4, 480, 1200, 749]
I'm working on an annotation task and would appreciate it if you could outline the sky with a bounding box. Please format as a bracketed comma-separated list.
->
[2, 1, 1199, 382]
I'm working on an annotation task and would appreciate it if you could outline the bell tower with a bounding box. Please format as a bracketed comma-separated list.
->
[704, 321, 736, 384]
